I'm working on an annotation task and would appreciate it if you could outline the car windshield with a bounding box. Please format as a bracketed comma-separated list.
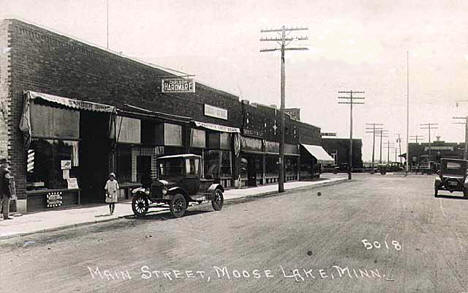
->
[158, 158, 184, 178]
[443, 161, 465, 175]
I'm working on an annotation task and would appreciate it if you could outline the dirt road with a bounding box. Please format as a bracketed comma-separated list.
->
[1, 174, 467, 292]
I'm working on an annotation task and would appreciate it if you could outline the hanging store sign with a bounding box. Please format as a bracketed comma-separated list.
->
[161, 79, 195, 93]
[204, 104, 228, 120]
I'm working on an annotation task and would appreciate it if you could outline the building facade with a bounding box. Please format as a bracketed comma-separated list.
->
[321, 138, 363, 170]
[0, 19, 325, 212]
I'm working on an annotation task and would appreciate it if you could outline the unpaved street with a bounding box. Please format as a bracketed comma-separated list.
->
[1, 174, 468, 292]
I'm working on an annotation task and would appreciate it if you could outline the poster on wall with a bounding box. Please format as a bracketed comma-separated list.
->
[61, 160, 72, 170]
[67, 178, 79, 189]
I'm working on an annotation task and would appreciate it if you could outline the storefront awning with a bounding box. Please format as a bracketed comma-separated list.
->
[301, 144, 335, 164]
[26, 90, 116, 113]
[193, 121, 240, 133]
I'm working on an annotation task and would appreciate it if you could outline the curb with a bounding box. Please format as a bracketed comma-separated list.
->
[0, 178, 348, 241]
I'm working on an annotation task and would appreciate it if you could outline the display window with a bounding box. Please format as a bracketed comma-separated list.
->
[26, 139, 79, 190]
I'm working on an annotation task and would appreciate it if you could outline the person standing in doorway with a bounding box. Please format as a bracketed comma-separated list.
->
[0, 158, 12, 220]
[104, 172, 119, 215]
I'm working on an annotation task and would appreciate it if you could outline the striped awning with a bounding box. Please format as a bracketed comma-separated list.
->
[26, 90, 116, 113]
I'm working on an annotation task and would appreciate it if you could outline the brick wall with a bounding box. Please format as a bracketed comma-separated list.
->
[295, 120, 321, 146]
[0, 20, 10, 159]
[7, 19, 242, 128]
[321, 138, 363, 168]
[242, 101, 299, 144]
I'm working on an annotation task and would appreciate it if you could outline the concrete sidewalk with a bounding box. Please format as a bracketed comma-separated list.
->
[0, 176, 347, 239]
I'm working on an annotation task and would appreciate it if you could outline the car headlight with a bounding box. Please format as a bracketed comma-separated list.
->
[144, 189, 150, 195]
[162, 187, 168, 195]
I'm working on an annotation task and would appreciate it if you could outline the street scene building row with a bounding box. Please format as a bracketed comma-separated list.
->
[0, 19, 360, 213]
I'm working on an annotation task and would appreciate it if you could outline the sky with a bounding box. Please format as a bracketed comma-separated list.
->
[2, 0, 468, 161]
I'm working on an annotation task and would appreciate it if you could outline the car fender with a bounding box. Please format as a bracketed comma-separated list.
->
[206, 184, 224, 200]
[167, 186, 188, 196]
[464, 177, 468, 190]
[131, 187, 149, 197]
[434, 177, 442, 188]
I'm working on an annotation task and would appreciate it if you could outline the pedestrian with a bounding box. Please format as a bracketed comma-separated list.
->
[104, 172, 119, 215]
[0, 158, 13, 220]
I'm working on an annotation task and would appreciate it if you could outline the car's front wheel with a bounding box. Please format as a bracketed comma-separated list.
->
[170, 194, 187, 218]
[212, 189, 224, 211]
[434, 187, 439, 197]
[132, 193, 149, 217]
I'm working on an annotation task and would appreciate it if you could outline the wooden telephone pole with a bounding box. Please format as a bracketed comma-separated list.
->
[453, 116, 468, 159]
[260, 26, 308, 193]
[338, 91, 365, 179]
[366, 123, 383, 171]
[420, 123, 438, 161]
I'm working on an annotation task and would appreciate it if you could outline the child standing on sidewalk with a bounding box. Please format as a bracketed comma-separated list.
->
[104, 173, 119, 215]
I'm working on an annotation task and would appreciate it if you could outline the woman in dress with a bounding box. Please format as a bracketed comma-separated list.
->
[104, 173, 119, 215]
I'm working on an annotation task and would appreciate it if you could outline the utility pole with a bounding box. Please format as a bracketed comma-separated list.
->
[378, 129, 389, 164]
[406, 50, 410, 174]
[365, 123, 383, 172]
[106, 0, 109, 49]
[453, 116, 468, 159]
[260, 26, 308, 193]
[420, 123, 438, 162]
[396, 134, 402, 163]
[410, 135, 424, 144]
[338, 91, 365, 180]
[385, 140, 395, 163]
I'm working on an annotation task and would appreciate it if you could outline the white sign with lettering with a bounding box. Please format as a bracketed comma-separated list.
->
[204, 104, 228, 120]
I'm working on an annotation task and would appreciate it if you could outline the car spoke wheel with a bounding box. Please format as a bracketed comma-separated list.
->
[212, 189, 224, 211]
[170, 194, 187, 218]
[132, 194, 149, 217]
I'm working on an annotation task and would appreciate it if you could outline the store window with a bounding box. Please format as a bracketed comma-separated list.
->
[265, 155, 278, 177]
[205, 150, 232, 179]
[26, 139, 78, 190]
[116, 145, 132, 183]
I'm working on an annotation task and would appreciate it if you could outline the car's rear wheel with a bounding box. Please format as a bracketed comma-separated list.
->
[212, 189, 224, 211]
[463, 188, 468, 197]
[132, 193, 149, 217]
[170, 194, 187, 218]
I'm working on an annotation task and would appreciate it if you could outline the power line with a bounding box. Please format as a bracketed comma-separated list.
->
[410, 135, 424, 143]
[420, 123, 439, 161]
[338, 91, 365, 180]
[365, 123, 383, 171]
[260, 25, 308, 192]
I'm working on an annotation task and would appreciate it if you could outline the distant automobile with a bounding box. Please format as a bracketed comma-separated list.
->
[434, 158, 468, 197]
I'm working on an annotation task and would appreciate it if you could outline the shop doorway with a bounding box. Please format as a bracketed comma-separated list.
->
[247, 155, 257, 187]
[79, 112, 111, 203]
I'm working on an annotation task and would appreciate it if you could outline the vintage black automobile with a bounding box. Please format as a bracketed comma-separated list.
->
[131, 154, 224, 218]
[434, 158, 468, 197]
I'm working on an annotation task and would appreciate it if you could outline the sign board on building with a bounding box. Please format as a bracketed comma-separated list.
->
[161, 79, 195, 93]
[321, 132, 337, 137]
[284, 108, 301, 121]
[204, 104, 228, 120]
[46, 192, 63, 208]
[424, 146, 454, 151]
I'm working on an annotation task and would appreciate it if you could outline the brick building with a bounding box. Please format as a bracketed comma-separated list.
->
[0, 19, 327, 212]
[321, 138, 363, 170]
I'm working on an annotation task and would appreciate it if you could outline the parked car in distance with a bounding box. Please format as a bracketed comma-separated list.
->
[131, 154, 224, 218]
[434, 158, 468, 197]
